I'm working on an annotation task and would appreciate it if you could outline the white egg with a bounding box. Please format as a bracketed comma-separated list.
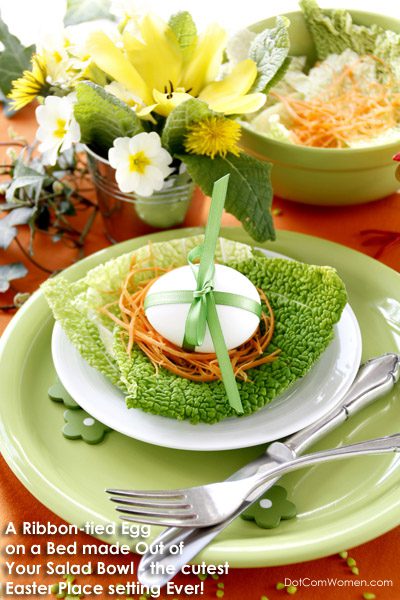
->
[144, 264, 261, 353]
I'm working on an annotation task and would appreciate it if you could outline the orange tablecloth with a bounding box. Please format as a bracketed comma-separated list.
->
[1, 106, 400, 600]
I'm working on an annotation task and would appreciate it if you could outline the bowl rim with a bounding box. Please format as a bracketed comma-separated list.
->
[243, 8, 400, 155]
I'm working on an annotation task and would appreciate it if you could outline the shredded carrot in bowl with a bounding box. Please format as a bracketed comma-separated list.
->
[99, 256, 280, 383]
[271, 55, 400, 148]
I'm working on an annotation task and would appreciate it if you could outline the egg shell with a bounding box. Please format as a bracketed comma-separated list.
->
[145, 264, 261, 353]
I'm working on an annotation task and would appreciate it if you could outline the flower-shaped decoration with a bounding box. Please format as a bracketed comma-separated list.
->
[63, 409, 111, 444]
[48, 380, 79, 409]
[241, 485, 297, 529]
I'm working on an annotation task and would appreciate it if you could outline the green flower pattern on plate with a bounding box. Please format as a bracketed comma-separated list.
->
[62, 409, 111, 444]
[241, 485, 297, 529]
[63, 409, 111, 444]
[48, 381, 80, 409]
[49, 381, 112, 445]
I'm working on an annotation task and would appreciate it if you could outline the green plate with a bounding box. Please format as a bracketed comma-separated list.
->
[1, 228, 399, 567]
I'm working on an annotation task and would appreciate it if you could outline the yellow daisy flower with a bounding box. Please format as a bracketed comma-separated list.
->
[8, 55, 48, 111]
[184, 117, 241, 159]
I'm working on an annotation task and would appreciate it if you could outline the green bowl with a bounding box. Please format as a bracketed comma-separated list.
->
[240, 10, 400, 205]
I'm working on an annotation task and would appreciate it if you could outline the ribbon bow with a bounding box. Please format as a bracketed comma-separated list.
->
[144, 175, 261, 414]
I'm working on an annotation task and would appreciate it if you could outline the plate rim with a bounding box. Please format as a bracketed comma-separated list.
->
[1, 227, 400, 567]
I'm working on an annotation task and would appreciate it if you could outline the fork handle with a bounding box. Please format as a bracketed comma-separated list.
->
[247, 433, 400, 493]
[282, 353, 400, 457]
[138, 354, 399, 587]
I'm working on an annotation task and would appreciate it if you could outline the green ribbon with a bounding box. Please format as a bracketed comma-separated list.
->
[144, 174, 261, 414]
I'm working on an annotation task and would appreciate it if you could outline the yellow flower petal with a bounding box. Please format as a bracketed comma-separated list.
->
[136, 104, 158, 123]
[152, 89, 193, 117]
[206, 92, 266, 115]
[182, 24, 227, 96]
[123, 14, 183, 93]
[86, 31, 151, 104]
[136, 104, 158, 116]
[199, 59, 258, 103]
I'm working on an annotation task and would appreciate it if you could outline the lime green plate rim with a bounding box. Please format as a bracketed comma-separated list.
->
[1, 226, 400, 568]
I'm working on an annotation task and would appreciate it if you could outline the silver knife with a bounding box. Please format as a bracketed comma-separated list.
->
[138, 353, 400, 587]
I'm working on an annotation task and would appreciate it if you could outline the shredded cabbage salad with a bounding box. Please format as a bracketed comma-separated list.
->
[246, 0, 400, 148]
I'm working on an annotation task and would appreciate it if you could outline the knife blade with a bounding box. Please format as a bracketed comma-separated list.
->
[137, 353, 400, 587]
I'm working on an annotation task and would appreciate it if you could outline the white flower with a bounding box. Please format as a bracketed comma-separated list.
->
[36, 31, 73, 84]
[110, 0, 144, 21]
[36, 96, 81, 166]
[108, 132, 173, 197]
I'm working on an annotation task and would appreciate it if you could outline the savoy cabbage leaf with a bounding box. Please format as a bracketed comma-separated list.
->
[42, 236, 347, 424]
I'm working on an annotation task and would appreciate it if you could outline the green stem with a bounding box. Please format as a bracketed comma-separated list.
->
[78, 206, 98, 246]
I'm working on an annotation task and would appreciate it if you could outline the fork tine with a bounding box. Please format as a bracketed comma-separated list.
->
[115, 506, 195, 519]
[109, 496, 191, 509]
[106, 488, 186, 499]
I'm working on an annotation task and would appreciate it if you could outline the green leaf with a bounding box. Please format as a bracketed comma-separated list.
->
[0, 12, 34, 96]
[177, 152, 275, 242]
[249, 16, 291, 93]
[169, 11, 197, 56]
[5, 175, 45, 202]
[0, 89, 17, 117]
[64, 0, 113, 26]
[161, 98, 213, 154]
[0, 262, 28, 293]
[263, 56, 292, 93]
[0, 207, 35, 249]
[74, 82, 145, 157]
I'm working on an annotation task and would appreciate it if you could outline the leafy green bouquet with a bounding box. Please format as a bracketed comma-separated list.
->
[7, 9, 291, 242]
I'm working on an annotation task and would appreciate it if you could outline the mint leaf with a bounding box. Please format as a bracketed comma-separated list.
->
[74, 82, 145, 157]
[249, 16, 290, 93]
[178, 152, 275, 242]
[64, 0, 113, 26]
[0, 12, 34, 96]
[162, 98, 213, 154]
[169, 11, 197, 55]
[0, 262, 28, 292]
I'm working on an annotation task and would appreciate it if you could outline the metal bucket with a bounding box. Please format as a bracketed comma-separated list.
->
[86, 146, 195, 243]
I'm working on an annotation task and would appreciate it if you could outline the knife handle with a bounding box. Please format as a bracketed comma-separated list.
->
[280, 353, 400, 457]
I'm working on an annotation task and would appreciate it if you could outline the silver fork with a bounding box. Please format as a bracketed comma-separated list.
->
[107, 432, 400, 528]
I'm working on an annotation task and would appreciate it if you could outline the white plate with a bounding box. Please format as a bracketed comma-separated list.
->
[52, 249, 362, 451]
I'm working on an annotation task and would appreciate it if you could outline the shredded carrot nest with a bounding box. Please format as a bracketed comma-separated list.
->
[99, 257, 280, 383]
[272, 55, 400, 148]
